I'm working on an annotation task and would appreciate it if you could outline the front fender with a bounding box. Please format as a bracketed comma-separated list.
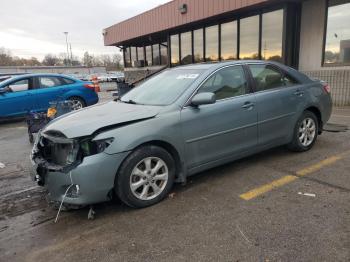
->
[93, 111, 185, 163]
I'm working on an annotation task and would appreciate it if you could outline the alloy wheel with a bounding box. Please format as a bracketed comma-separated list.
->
[298, 117, 316, 147]
[129, 157, 169, 201]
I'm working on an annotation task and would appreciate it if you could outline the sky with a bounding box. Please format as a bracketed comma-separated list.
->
[0, 0, 170, 60]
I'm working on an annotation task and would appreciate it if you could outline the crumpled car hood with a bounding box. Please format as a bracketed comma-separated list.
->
[43, 101, 161, 138]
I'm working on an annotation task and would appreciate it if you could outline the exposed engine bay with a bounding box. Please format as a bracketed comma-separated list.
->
[31, 130, 113, 185]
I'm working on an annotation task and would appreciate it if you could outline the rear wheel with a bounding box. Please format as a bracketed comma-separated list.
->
[115, 145, 175, 208]
[288, 111, 318, 152]
[68, 96, 86, 110]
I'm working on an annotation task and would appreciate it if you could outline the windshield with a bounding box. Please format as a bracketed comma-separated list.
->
[121, 69, 204, 106]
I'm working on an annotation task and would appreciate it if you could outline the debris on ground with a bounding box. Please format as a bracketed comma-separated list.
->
[168, 192, 176, 199]
[298, 192, 316, 197]
[323, 123, 349, 132]
[0, 162, 5, 169]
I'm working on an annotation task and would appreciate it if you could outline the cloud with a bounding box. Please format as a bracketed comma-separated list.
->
[0, 0, 170, 59]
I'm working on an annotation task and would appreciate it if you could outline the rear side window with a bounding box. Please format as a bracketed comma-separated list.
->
[249, 64, 298, 92]
[60, 77, 75, 85]
[198, 66, 247, 100]
[39, 77, 63, 88]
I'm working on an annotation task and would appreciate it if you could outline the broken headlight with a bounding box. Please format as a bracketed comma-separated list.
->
[80, 138, 114, 156]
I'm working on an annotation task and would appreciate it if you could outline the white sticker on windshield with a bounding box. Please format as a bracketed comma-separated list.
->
[176, 74, 199, 80]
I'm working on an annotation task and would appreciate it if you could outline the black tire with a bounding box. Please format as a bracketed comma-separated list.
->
[68, 96, 86, 110]
[288, 111, 319, 152]
[115, 145, 175, 208]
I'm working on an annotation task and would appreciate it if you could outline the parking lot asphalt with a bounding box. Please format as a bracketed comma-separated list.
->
[0, 95, 349, 262]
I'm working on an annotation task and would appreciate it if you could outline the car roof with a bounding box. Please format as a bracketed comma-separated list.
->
[171, 60, 311, 83]
[0, 73, 81, 87]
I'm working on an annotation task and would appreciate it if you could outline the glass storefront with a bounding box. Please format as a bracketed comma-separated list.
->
[181, 32, 193, 64]
[239, 15, 259, 59]
[171, 35, 180, 66]
[324, 0, 350, 65]
[262, 10, 283, 62]
[205, 25, 219, 61]
[193, 29, 204, 63]
[145, 46, 152, 66]
[221, 21, 237, 60]
[124, 8, 286, 68]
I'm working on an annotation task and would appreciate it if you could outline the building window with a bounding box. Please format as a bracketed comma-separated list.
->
[205, 25, 219, 61]
[240, 15, 259, 59]
[221, 21, 237, 60]
[153, 44, 160, 65]
[160, 42, 168, 65]
[130, 47, 137, 67]
[145, 46, 152, 66]
[193, 28, 204, 63]
[137, 46, 145, 67]
[124, 47, 131, 68]
[181, 31, 193, 64]
[262, 10, 284, 62]
[324, 0, 350, 65]
[171, 35, 180, 66]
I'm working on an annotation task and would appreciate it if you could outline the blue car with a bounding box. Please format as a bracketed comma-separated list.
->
[0, 73, 99, 119]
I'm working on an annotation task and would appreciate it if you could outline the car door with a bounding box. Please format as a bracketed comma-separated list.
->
[30, 76, 66, 112]
[247, 63, 304, 147]
[0, 77, 34, 117]
[180, 65, 258, 171]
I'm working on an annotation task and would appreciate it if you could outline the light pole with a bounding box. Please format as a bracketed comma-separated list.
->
[63, 32, 69, 66]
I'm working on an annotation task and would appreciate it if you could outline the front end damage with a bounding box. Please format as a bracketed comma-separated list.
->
[32, 131, 83, 185]
[31, 130, 125, 206]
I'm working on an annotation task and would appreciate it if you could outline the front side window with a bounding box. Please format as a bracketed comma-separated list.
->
[205, 25, 219, 61]
[8, 79, 29, 92]
[262, 9, 284, 62]
[198, 66, 247, 100]
[39, 77, 62, 88]
[324, 0, 350, 65]
[121, 69, 203, 106]
[249, 64, 296, 91]
[240, 15, 260, 59]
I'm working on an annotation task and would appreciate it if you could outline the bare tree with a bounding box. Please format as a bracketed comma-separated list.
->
[42, 54, 59, 66]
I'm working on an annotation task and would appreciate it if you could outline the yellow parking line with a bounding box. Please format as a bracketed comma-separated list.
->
[240, 175, 297, 201]
[239, 150, 349, 201]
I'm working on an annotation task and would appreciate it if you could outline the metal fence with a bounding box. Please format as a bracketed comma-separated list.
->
[303, 70, 350, 107]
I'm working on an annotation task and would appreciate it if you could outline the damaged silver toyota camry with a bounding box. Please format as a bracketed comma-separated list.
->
[31, 61, 332, 208]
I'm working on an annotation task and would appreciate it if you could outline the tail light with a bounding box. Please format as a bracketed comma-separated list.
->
[84, 84, 95, 90]
[323, 83, 331, 94]
[84, 83, 100, 93]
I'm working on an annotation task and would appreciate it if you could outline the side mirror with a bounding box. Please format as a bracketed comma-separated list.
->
[191, 92, 216, 107]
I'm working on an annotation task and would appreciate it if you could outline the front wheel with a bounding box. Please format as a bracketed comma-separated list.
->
[115, 145, 175, 208]
[288, 111, 318, 152]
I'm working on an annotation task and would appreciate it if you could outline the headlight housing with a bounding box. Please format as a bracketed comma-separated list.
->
[80, 138, 114, 156]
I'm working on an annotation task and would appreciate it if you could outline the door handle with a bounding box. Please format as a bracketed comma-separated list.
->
[242, 102, 254, 109]
[294, 90, 304, 96]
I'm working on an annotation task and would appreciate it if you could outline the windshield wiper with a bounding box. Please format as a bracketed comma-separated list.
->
[121, 99, 138, 104]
